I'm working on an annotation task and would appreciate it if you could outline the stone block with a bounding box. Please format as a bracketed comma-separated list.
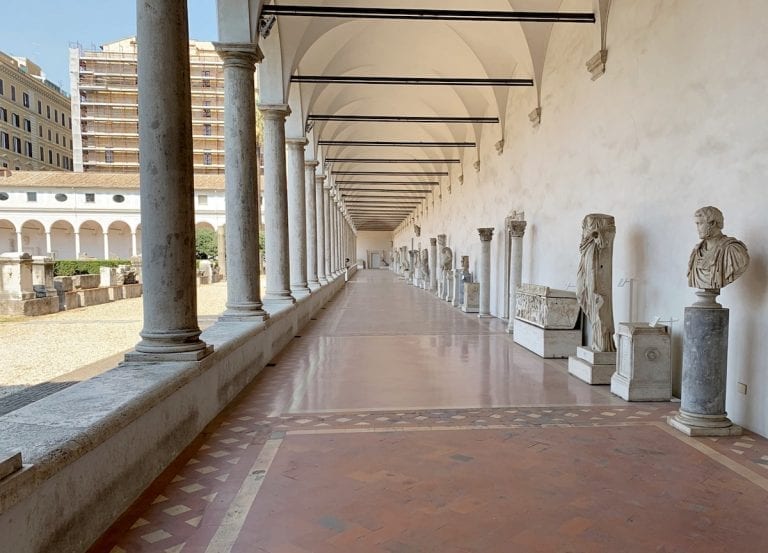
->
[611, 323, 672, 401]
[568, 347, 616, 385]
[73, 274, 100, 290]
[513, 318, 580, 358]
[461, 283, 480, 313]
[54, 277, 73, 293]
[78, 287, 111, 307]
[100, 267, 121, 287]
[0, 252, 34, 300]
[576, 346, 616, 365]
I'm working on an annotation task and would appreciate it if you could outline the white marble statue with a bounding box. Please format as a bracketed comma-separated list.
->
[687, 206, 749, 292]
[576, 213, 616, 352]
[421, 249, 430, 281]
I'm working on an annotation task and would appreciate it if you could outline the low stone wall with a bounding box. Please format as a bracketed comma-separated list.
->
[0, 273, 347, 553]
[0, 296, 59, 317]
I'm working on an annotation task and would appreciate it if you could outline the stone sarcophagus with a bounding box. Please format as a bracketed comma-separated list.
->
[514, 284, 580, 330]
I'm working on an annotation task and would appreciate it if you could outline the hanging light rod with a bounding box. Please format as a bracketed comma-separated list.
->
[309, 115, 498, 124]
[341, 189, 432, 195]
[327, 158, 460, 164]
[332, 171, 449, 176]
[335, 181, 439, 186]
[292, 75, 532, 86]
[320, 140, 476, 148]
[261, 6, 595, 23]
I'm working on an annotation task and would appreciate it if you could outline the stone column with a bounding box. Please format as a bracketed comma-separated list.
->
[506, 219, 527, 333]
[316, 175, 328, 285]
[74, 232, 80, 259]
[215, 42, 266, 320]
[330, 196, 338, 275]
[45, 231, 52, 255]
[259, 104, 295, 307]
[429, 238, 438, 292]
[131, 0, 209, 360]
[305, 160, 320, 289]
[131, 231, 138, 258]
[478, 228, 494, 318]
[323, 185, 332, 279]
[103, 232, 109, 260]
[286, 137, 310, 297]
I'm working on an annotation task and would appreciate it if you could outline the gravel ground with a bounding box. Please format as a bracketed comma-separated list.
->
[0, 281, 231, 399]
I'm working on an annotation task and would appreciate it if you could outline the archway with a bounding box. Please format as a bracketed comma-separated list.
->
[21, 219, 46, 256]
[0, 219, 16, 253]
[107, 221, 132, 260]
[78, 220, 104, 259]
[50, 220, 76, 260]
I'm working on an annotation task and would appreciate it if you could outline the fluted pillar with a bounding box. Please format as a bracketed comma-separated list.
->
[305, 160, 320, 289]
[478, 227, 494, 318]
[215, 42, 267, 320]
[316, 175, 328, 285]
[132, 0, 209, 359]
[506, 219, 527, 333]
[286, 137, 310, 297]
[259, 103, 295, 308]
[323, 184, 332, 279]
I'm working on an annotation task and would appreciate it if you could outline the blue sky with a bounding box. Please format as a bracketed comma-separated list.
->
[0, 0, 219, 91]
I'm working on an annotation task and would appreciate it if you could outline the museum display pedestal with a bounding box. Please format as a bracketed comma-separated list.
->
[568, 347, 615, 385]
[461, 283, 480, 313]
[668, 299, 741, 436]
[611, 323, 672, 401]
[513, 319, 580, 358]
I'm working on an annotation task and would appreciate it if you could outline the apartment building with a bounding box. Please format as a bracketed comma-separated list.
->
[70, 37, 226, 173]
[0, 51, 74, 172]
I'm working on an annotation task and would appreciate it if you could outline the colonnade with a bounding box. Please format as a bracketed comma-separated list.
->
[132, 0, 355, 359]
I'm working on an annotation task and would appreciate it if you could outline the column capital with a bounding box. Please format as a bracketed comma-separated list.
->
[305, 160, 320, 169]
[316, 174, 327, 184]
[213, 42, 263, 66]
[478, 227, 495, 242]
[508, 220, 527, 238]
[286, 137, 309, 148]
[258, 104, 291, 119]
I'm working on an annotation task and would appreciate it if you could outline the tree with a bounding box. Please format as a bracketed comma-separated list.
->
[196, 228, 217, 259]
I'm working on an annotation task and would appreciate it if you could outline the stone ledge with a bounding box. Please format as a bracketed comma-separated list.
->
[0, 277, 346, 553]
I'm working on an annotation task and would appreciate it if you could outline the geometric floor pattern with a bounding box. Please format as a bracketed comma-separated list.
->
[94, 271, 768, 552]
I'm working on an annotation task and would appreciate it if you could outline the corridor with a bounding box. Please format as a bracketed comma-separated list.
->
[98, 270, 768, 553]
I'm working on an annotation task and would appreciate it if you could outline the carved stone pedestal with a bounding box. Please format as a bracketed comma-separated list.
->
[461, 283, 480, 313]
[668, 304, 741, 436]
[513, 319, 580, 359]
[569, 347, 616, 385]
[611, 323, 672, 401]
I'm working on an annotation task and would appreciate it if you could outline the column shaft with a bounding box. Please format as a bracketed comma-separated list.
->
[259, 104, 295, 306]
[478, 228, 494, 318]
[506, 221, 527, 332]
[216, 42, 266, 320]
[103, 232, 110, 259]
[316, 176, 327, 284]
[323, 186, 332, 279]
[286, 138, 310, 297]
[305, 161, 320, 288]
[134, 0, 208, 357]
[429, 238, 438, 291]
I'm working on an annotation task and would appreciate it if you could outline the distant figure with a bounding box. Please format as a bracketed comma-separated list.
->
[687, 206, 749, 291]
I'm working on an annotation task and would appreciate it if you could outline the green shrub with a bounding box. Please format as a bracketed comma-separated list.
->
[54, 259, 132, 276]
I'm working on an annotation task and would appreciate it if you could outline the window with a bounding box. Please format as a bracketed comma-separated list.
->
[0, 132, 8, 149]
[37, 100, 42, 114]
[39, 147, 44, 161]
[25, 141, 32, 157]
[203, 123, 212, 136]
[11, 85, 16, 102]
[46, 105, 51, 119]
[105, 149, 114, 163]
[0, 79, 3, 95]
[112, 194, 125, 203]
[56, 153, 60, 167]
[0, 192, 8, 201]
[55, 193, 68, 202]
[0, 107, 6, 122]
[203, 151, 212, 166]
[63, 136, 67, 147]
[198, 194, 208, 206]
[68, 117, 72, 129]
[38, 125, 42, 137]
[55, 133, 59, 145]
[54, 109, 58, 123]
[23, 119, 31, 133]
[12, 137, 21, 153]
[27, 192, 37, 202]
[22, 92, 30, 108]
[202, 99, 211, 118]
[202, 70, 211, 88]
[48, 129, 51, 141]
[12, 113, 20, 127]
[85, 193, 95, 203]
[48, 150, 53, 164]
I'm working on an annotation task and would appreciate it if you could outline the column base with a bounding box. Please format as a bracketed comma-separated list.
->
[125, 344, 214, 363]
[667, 410, 742, 437]
[263, 291, 296, 303]
[291, 285, 312, 298]
[219, 308, 269, 322]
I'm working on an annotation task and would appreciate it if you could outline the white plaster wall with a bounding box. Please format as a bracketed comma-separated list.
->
[355, 231, 393, 267]
[394, 1, 768, 436]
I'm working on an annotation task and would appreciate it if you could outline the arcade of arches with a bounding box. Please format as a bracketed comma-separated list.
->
[1, 1, 767, 552]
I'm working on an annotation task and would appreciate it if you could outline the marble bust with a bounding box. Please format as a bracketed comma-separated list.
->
[687, 206, 749, 291]
[576, 213, 616, 352]
[440, 247, 453, 271]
